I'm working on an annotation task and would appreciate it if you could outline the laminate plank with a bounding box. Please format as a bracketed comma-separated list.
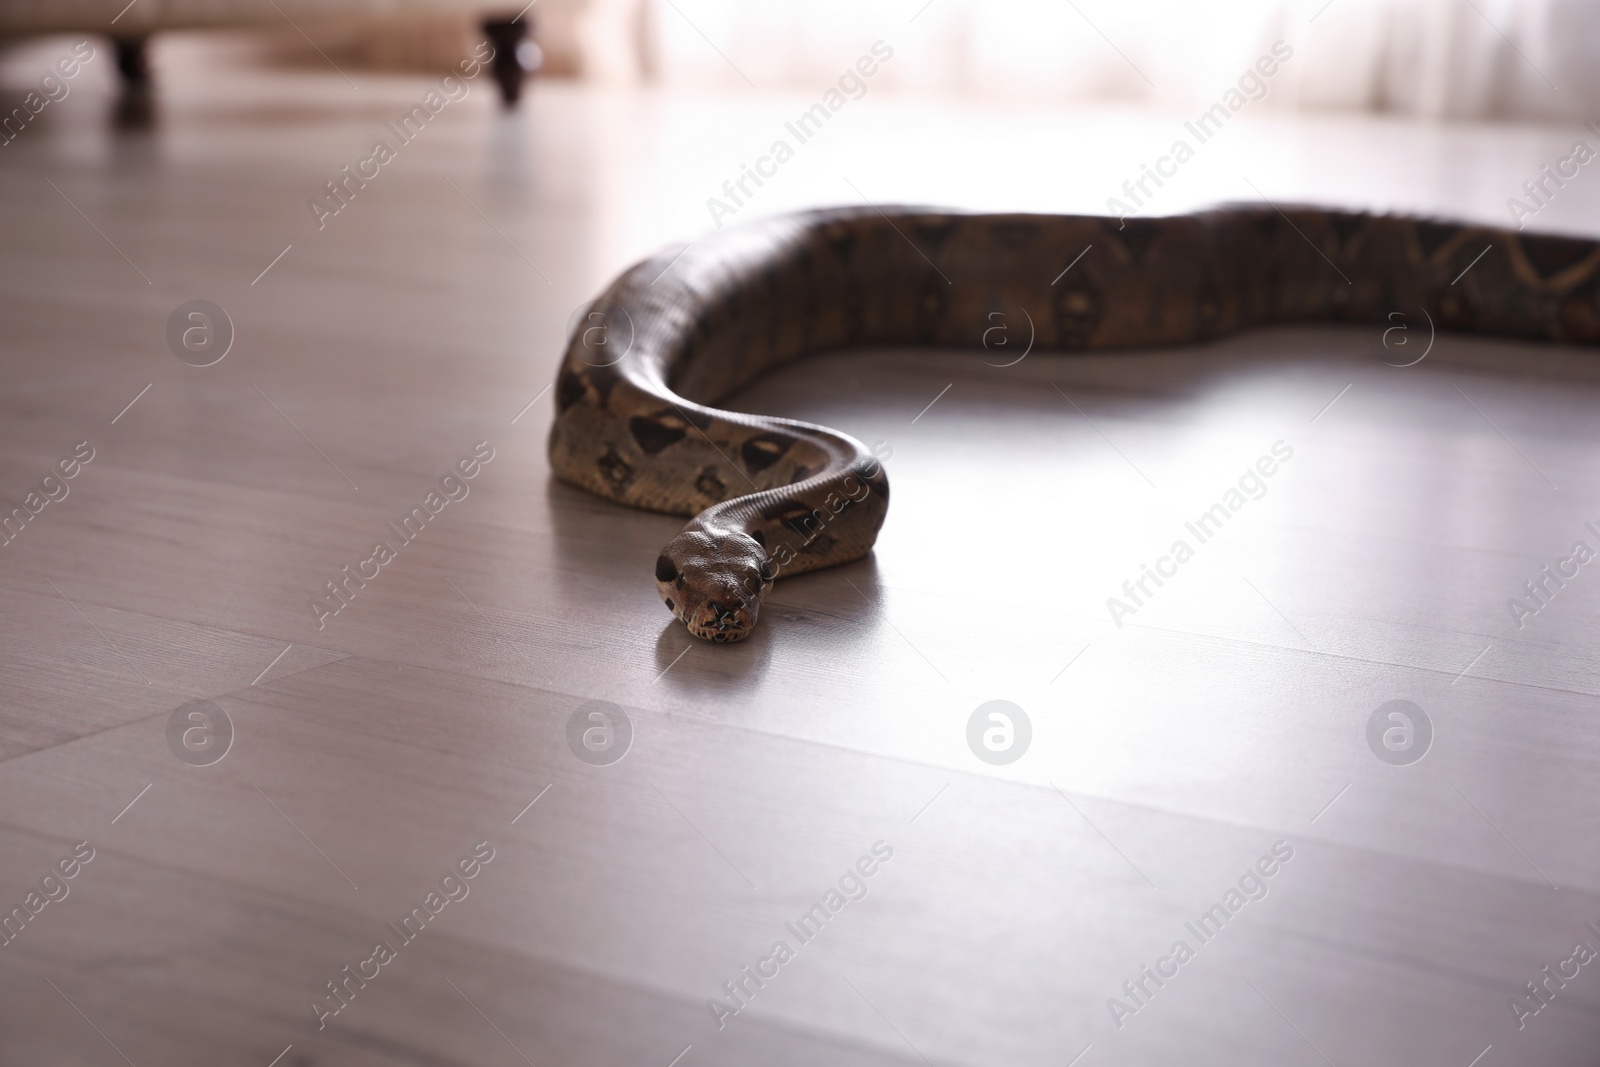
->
[4, 33, 1600, 1066]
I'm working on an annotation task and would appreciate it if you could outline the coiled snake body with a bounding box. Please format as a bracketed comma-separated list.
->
[548, 206, 1600, 641]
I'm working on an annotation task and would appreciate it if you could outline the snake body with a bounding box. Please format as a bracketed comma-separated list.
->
[548, 206, 1600, 641]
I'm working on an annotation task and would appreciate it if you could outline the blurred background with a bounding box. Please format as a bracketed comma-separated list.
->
[7, 0, 1598, 116]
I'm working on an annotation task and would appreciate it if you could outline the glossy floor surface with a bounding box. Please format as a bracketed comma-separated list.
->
[3, 30, 1600, 1067]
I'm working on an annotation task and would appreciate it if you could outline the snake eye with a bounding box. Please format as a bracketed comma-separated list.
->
[655, 555, 678, 583]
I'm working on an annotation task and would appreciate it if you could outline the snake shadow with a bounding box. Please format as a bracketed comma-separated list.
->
[645, 551, 888, 688]
[544, 475, 887, 685]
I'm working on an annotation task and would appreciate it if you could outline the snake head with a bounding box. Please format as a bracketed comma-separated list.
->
[655, 529, 774, 643]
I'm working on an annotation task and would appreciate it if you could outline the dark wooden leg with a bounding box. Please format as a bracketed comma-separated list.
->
[112, 36, 155, 127]
[113, 37, 150, 90]
[482, 15, 540, 108]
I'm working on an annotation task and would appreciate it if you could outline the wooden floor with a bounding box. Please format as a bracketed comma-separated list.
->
[4, 31, 1600, 1067]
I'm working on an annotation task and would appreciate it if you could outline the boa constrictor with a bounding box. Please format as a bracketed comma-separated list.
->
[548, 206, 1600, 641]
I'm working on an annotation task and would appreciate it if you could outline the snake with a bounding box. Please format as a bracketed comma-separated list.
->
[547, 205, 1600, 642]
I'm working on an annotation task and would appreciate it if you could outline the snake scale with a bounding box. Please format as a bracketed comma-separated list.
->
[548, 206, 1600, 642]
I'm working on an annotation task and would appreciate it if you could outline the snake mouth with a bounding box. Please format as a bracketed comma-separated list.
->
[688, 624, 751, 643]
[683, 600, 757, 642]
[659, 578, 762, 642]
